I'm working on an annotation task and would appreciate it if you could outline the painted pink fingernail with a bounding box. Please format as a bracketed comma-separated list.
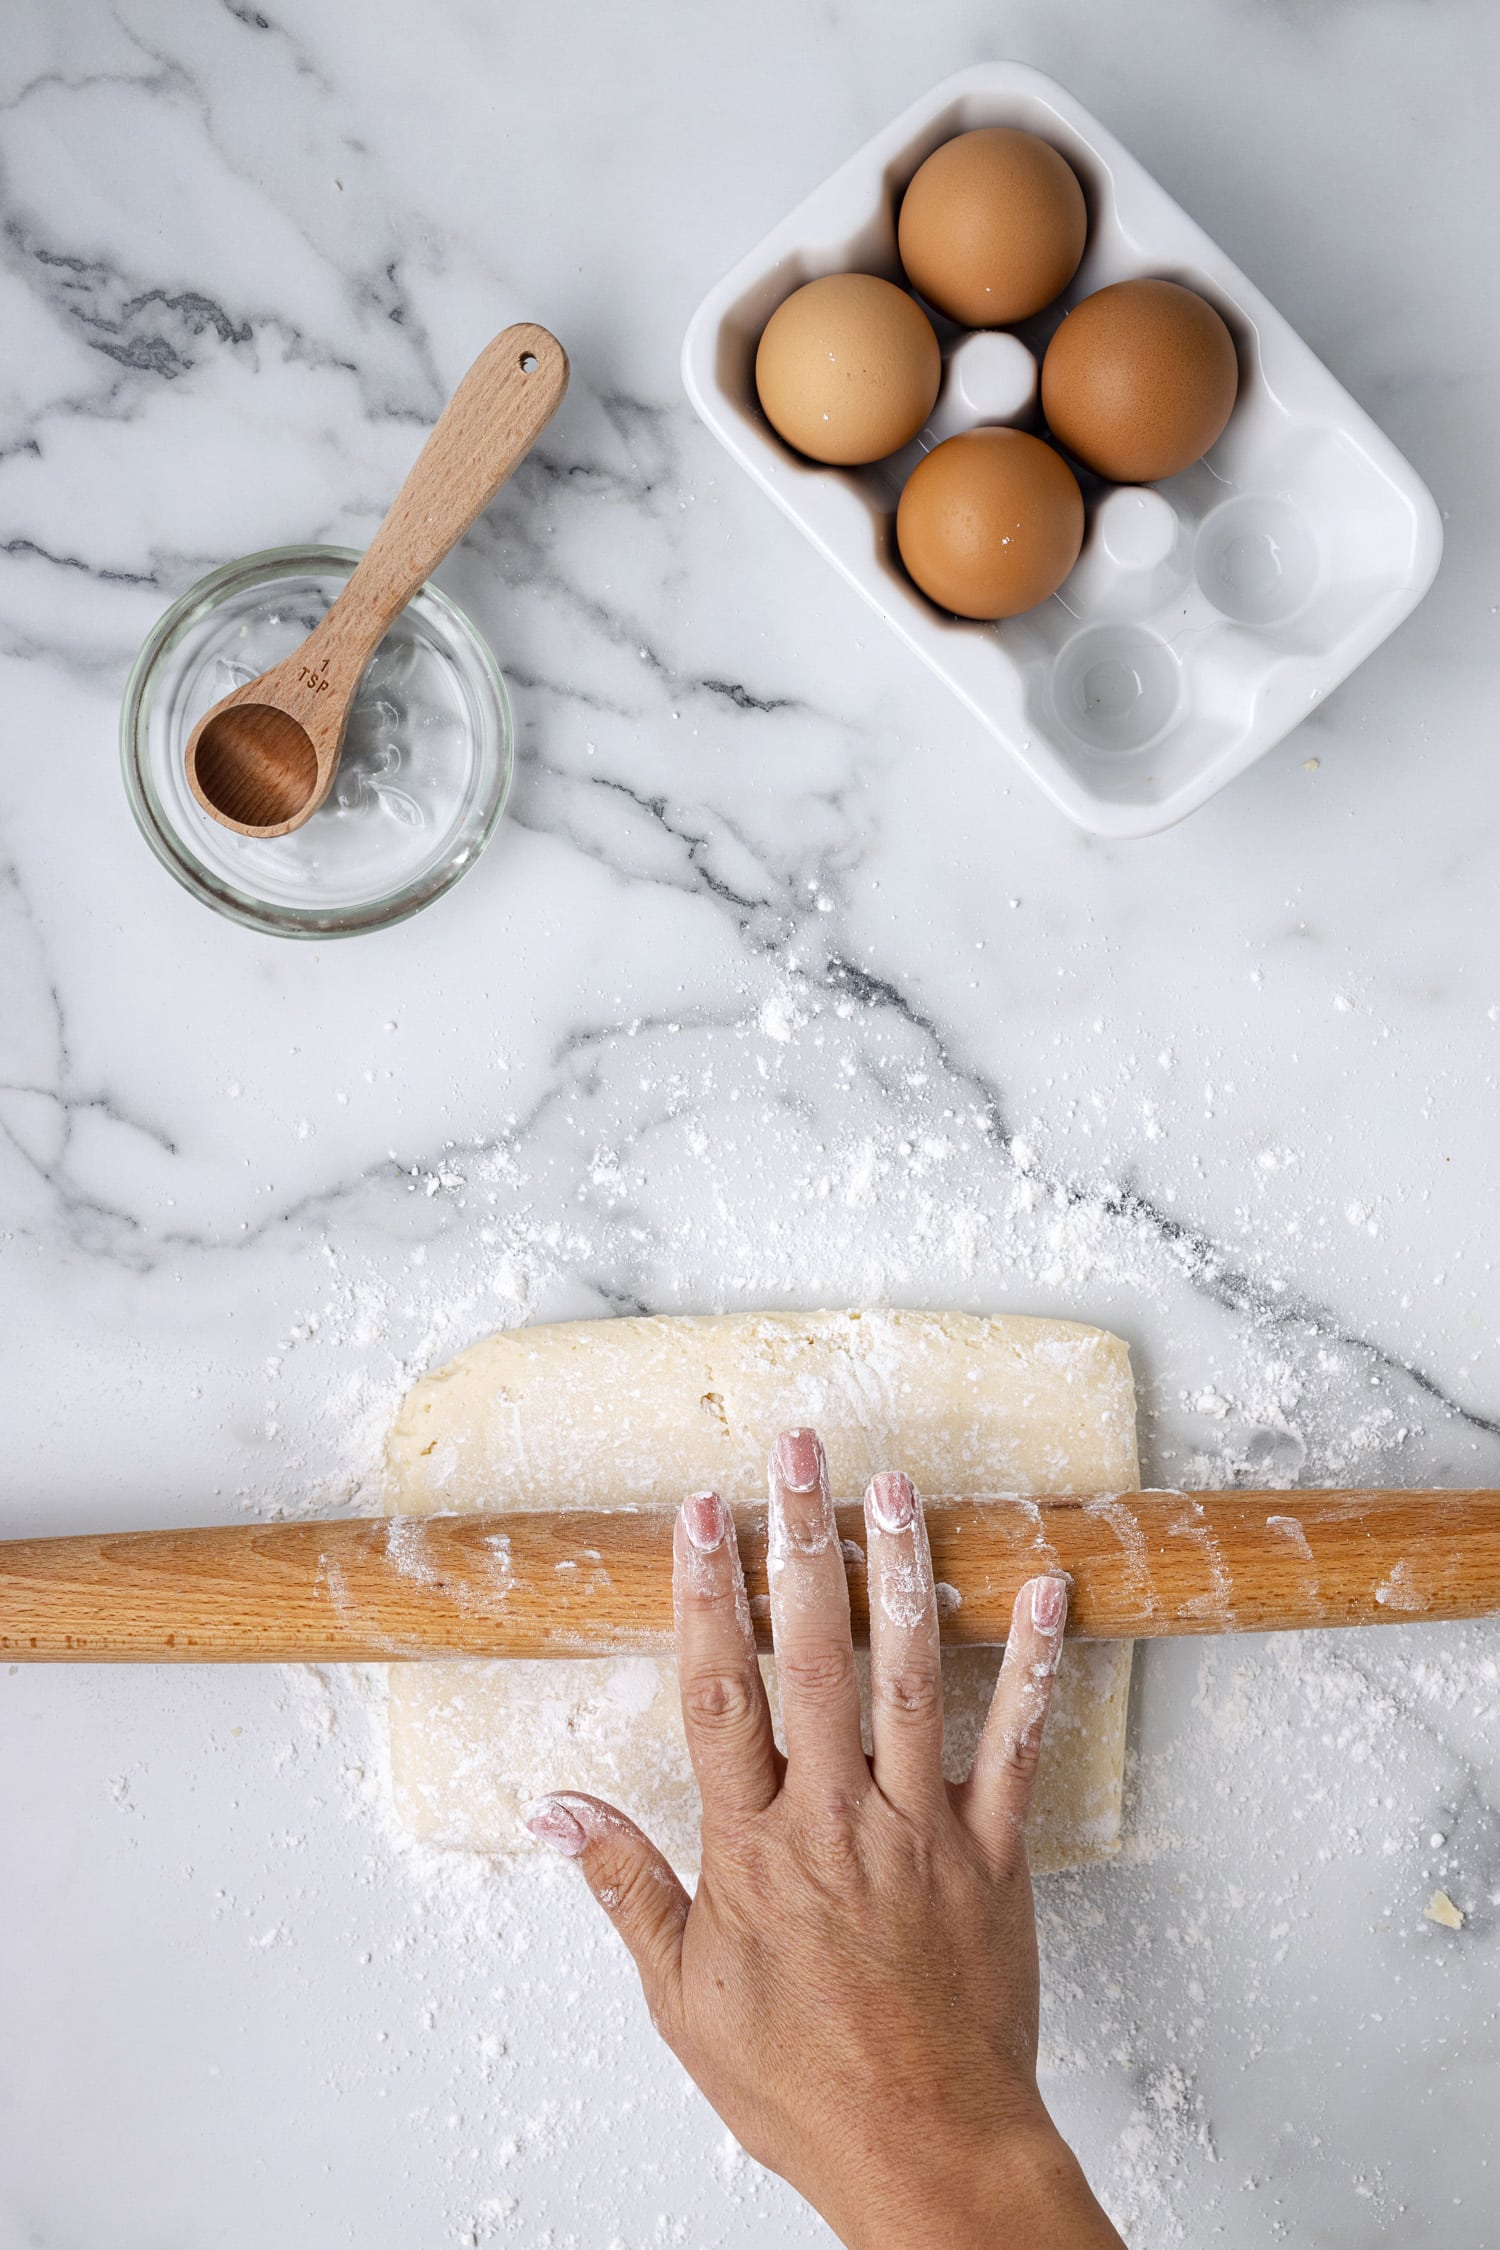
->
[868, 1471, 916, 1533]
[524, 1796, 587, 1857]
[682, 1490, 728, 1551]
[1031, 1575, 1068, 1633]
[773, 1427, 823, 1492]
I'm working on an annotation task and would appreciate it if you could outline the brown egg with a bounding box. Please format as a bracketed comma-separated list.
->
[897, 127, 1087, 326]
[896, 428, 1084, 619]
[754, 273, 941, 466]
[1041, 278, 1239, 482]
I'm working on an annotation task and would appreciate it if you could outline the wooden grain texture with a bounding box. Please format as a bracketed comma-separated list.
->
[184, 322, 568, 836]
[3, 1490, 1498, 1661]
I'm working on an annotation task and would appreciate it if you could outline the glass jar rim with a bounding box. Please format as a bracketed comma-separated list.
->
[120, 544, 513, 939]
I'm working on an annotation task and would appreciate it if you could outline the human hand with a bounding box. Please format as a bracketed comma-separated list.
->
[527, 1427, 1125, 2249]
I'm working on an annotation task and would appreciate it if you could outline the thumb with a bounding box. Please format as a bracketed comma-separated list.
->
[526, 1792, 690, 2016]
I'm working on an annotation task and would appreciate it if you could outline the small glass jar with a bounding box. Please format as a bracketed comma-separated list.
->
[121, 545, 513, 937]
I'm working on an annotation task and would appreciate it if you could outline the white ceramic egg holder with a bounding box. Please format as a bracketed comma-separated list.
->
[681, 63, 1442, 837]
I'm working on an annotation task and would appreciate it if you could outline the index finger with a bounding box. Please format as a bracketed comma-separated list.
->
[673, 1490, 781, 1827]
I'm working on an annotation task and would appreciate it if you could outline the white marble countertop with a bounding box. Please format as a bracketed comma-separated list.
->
[3, 2, 1499, 2242]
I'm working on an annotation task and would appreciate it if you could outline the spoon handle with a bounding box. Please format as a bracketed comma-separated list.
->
[330, 322, 569, 658]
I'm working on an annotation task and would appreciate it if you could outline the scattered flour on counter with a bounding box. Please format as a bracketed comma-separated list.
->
[224, 970, 1500, 2246]
[264, 1608, 1500, 2246]
[255, 1019, 1480, 1535]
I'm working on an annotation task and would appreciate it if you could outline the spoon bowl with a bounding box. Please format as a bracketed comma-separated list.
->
[184, 323, 567, 839]
[191, 698, 323, 833]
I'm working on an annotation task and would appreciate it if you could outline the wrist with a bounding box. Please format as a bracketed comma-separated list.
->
[833, 2107, 1123, 2250]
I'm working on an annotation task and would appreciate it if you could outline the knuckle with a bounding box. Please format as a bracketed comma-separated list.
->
[703, 1821, 770, 1897]
[588, 1849, 634, 1916]
[1001, 1720, 1045, 1787]
[681, 1665, 760, 1734]
[675, 1561, 734, 1614]
[875, 1660, 944, 1720]
[876, 1804, 942, 1884]
[607, 1852, 657, 1917]
[800, 1787, 866, 1880]
[778, 1641, 857, 1704]
[594, 1845, 670, 1932]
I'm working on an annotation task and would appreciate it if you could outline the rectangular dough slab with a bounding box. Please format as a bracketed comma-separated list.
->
[384, 1308, 1138, 1875]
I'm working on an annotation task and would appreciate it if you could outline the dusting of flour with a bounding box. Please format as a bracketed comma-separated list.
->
[240, 980, 1500, 2245]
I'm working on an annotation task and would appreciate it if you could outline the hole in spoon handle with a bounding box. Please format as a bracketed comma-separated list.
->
[343, 323, 570, 638]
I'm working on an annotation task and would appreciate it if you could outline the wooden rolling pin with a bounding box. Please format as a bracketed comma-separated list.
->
[2, 1490, 1498, 1661]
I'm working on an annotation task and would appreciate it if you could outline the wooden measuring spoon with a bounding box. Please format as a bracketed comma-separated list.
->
[184, 322, 568, 839]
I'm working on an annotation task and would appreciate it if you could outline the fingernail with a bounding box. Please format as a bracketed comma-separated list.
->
[682, 1490, 728, 1551]
[524, 1796, 587, 1857]
[773, 1427, 823, 1492]
[1031, 1575, 1069, 1633]
[868, 1471, 916, 1533]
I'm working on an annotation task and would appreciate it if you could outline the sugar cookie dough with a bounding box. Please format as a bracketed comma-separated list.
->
[383, 1308, 1138, 1875]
